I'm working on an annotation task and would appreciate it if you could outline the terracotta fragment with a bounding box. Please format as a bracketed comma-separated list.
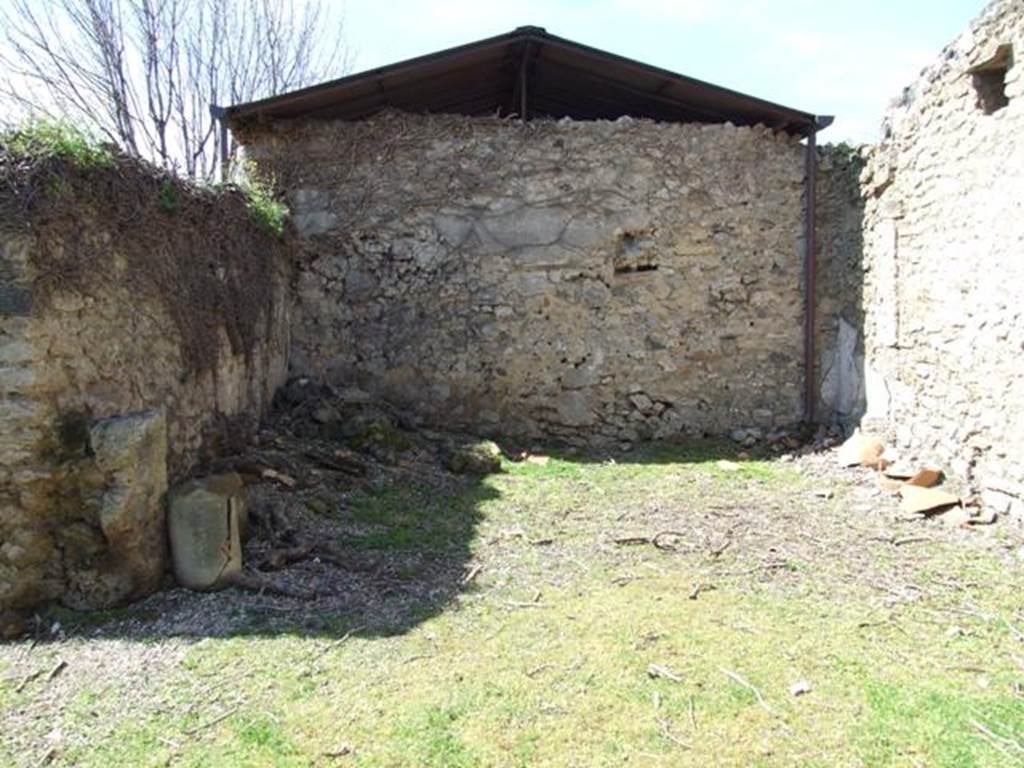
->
[837, 431, 885, 468]
[899, 484, 961, 515]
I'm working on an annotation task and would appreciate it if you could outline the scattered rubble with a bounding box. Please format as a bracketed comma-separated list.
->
[826, 427, 1003, 527]
[159, 378, 511, 602]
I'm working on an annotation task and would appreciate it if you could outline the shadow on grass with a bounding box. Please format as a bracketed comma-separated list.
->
[23, 437, 769, 644]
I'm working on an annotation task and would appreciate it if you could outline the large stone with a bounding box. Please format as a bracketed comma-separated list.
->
[167, 473, 245, 591]
[446, 440, 503, 475]
[62, 410, 169, 609]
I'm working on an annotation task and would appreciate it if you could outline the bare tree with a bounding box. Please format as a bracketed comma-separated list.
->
[0, 0, 351, 180]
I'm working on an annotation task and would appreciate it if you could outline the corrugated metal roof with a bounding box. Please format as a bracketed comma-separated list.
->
[223, 26, 824, 136]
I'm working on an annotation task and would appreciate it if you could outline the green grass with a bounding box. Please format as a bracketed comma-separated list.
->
[2, 118, 114, 168]
[4, 442, 1023, 767]
[143, 576, 1017, 767]
[233, 159, 288, 235]
[346, 483, 491, 552]
[157, 178, 180, 214]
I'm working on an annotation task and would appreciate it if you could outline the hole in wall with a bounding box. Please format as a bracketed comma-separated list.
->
[613, 263, 659, 275]
[970, 44, 1012, 115]
[612, 227, 658, 275]
[54, 409, 93, 460]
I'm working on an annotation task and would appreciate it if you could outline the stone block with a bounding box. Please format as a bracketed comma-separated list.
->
[167, 473, 245, 590]
[0, 283, 32, 317]
[60, 410, 169, 609]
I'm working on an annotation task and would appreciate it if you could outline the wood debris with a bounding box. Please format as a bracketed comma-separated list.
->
[656, 717, 691, 749]
[647, 663, 683, 683]
[260, 468, 296, 488]
[323, 744, 355, 759]
[461, 563, 483, 584]
[720, 667, 775, 715]
[688, 583, 715, 600]
[612, 530, 688, 550]
[184, 706, 238, 735]
[258, 544, 314, 571]
[965, 509, 998, 526]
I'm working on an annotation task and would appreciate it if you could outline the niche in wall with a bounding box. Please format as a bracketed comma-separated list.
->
[612, 228, 659, 275]
[970, 44, 1013, 115]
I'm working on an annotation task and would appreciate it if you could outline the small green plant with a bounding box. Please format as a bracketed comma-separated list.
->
[824, 140, 865, 166]
[3, 118, 113, 168]
[234, 160, 288, 235]
[157, 179, 180, 214]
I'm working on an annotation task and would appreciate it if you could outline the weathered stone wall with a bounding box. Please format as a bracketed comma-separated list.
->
[815, 144, 867, 424]
[857, 0, 1024, 516]
[240, 112, 809, 444]
[0, 164, 291, 617]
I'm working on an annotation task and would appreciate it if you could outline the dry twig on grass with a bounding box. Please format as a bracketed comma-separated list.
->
[688, 583, 715, 600]
[15, 659, 66, 693]
[184, 706, 239, 736]
[226, 572, 316, 600]
[611, 530, 689, 551]
[1002, 618, 1024, 643]
[461, 563, 483, 585]
[647, 663, 683, 683]
[656, 717, 691, 749]
[33, 747, 57, 767]
[970, 718, 1024, 757]
[258, 544, 315, 571]
[311, 625, 365, 663]
[720, 667, 775, 715]
[14, 668, 43, 693]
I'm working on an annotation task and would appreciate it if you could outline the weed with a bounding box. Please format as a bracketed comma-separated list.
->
[237, 713, 293, 753]
[157, 179, 179, 214]
[394, 705, 477, 767]
[233, 159, 288, 235]
[2, 118, 113, 168]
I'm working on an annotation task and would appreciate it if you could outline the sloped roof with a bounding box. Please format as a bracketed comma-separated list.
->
[223, 26, 826, 136]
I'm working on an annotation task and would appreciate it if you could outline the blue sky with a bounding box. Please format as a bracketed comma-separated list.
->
[341, 0, 987, 143]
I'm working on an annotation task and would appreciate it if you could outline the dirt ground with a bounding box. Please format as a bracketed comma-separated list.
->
[2, 390, 1023, 767]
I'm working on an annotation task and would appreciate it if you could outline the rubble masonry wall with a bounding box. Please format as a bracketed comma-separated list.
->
[855, 0, 1024, 517]
[0, 170, 290, 615]
[241, 112, 810, 445]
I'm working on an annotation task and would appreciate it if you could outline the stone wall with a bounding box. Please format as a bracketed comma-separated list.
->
[815, 144, 867, 424]
[857, 0, 1024, 517]
[240, 112, 809, 444]
[0, 160, 291, 617]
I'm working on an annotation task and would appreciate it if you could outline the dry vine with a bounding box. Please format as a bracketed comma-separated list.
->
[0, 146, 293, 375]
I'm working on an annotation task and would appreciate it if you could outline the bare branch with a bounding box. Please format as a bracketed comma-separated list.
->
[0, 0, 350, 180]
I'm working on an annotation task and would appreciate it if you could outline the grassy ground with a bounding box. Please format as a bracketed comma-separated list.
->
[3, 443, 1023, 767]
